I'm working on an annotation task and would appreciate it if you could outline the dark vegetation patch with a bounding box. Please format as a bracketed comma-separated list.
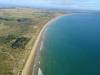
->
[0, 35, 30, 49]
[0, 16, 34, 25]
[16, 18, 33, 25]
[0, 35, 16, 44]
[11, 37, 30, 49]
[0, 16, 15, 21]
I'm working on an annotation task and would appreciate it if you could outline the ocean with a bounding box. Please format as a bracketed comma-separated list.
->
[39, 13, 100, 75]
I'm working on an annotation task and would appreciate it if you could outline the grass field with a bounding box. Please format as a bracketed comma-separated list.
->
[0, 8, 56, 75]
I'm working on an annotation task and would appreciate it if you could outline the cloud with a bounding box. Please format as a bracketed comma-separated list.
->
[0, 0, 100, 10]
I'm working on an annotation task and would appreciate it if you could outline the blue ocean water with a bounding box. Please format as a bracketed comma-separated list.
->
[40, 13, 100, 75]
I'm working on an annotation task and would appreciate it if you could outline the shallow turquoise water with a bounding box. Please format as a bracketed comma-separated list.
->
[40, 13, 100, 75]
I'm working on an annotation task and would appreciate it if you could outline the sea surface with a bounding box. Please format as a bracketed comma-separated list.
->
[39, 13, 100, 75]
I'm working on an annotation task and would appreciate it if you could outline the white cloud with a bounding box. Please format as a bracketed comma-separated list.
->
[0, 0, 100, 10]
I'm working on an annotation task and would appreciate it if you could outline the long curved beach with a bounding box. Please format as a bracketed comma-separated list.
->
[21, 15, 66, 75]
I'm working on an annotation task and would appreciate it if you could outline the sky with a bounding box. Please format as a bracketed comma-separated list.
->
[0, 0, 100, 10]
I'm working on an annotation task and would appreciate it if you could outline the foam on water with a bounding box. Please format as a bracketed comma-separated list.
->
[38, 68, 43, 75]
[43, 27, 48, 39]
[40, 41, 44, 51]
[40, 27, 48, 51]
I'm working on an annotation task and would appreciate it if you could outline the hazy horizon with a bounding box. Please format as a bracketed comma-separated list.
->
[0, 0, 100, 10]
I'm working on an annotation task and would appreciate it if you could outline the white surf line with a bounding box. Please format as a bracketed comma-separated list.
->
[40, 41, 44, 51]
[38, 68, 43, 75]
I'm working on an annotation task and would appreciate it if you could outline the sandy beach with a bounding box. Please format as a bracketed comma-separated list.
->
[21, 15, 65, 75]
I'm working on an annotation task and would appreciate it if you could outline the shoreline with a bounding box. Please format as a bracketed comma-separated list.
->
[21, 14, 67, 75]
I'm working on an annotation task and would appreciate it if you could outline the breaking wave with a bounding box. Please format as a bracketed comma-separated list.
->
[40, 41, 43, 51]
[38, 68, 43, 75]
